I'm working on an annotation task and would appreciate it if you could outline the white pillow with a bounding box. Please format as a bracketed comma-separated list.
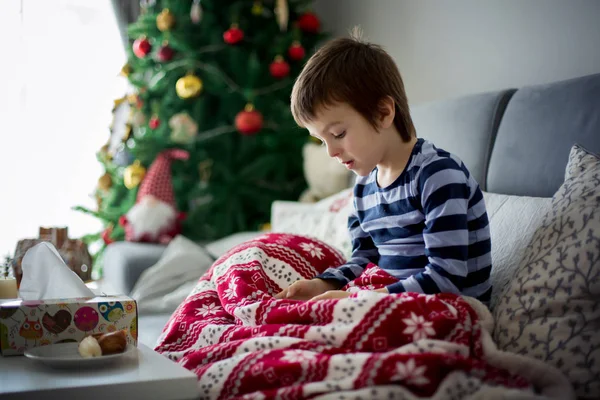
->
[483, 192, 552, 310]
[130, 235, 214, 313]
[204, 231, 264, 259]
[271, 188, 354, 259]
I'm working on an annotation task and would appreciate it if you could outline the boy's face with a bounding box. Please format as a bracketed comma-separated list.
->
[304, 102, 385, 176]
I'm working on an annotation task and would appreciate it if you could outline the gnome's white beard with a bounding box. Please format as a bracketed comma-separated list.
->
[126, 195, 176, 240]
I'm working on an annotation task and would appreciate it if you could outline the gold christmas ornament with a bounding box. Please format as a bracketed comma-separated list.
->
[124, 160, 146, 189]
[120, 63, 131, 77]
[176, 73, 203, 99]
[274, 0, 289, 31]
[251, 1, 263, 15]
[156, 8, 175, 32]
[98, 173, 112, 191]
[122, 124, 132, 142]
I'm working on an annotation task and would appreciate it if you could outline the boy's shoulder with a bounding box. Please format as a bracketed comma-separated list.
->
[413, 139, 467, 176]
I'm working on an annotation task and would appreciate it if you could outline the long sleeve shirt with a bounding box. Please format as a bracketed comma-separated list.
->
[316, 138, 493, 303]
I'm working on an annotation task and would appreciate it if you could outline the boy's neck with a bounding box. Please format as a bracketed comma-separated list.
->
[376, 130, 418, 188]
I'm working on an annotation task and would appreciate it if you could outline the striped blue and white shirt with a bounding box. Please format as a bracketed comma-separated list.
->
[316, 138, 492, 303]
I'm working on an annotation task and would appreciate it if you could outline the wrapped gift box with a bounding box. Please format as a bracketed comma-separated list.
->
[0, 295, 138, 356]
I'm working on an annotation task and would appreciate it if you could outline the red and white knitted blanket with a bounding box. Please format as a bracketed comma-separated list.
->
[155, 233, 573, 400]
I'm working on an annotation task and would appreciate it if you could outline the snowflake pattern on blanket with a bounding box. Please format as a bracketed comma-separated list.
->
[155, 233, 571, 400]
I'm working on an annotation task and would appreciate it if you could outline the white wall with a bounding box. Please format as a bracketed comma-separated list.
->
[0, 0, 126, 258]
[314, 0, 600, 105]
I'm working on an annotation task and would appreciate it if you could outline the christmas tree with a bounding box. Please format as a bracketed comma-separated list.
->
[75, 0, 325, 272]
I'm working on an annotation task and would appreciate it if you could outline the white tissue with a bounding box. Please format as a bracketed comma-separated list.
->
[19, 242, 95, 300]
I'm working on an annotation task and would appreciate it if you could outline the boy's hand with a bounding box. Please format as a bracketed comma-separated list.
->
[310, 287, 389, 301]
[275, 279, 338, 300]
[309, 290, 351, 301]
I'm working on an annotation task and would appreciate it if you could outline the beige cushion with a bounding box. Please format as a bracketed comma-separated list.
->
[483, 192, 552, 311]
[493, 144, 600, 399]
[271, 188, 354, 259]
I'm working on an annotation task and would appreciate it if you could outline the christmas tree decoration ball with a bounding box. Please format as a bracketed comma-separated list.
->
[156, 9, 176, 32]
[223, 25, 244, 45]
[269, 56, 290, 79]
[114, 150, 134, 167]
[288, 41, 305, 61]
[176, 73, 203, 99]
[124, 161, 146, 189]
[235, 105, 264, 135]
[133, 37, 152, 58]
[297, 12, 320, 33]
[98, 173, 112, 191]
[156, 43, 175, 62]
[251, 1, 263, 16]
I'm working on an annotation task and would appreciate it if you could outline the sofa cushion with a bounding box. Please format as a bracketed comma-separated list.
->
[483, 192, 552, 311]
[410, 89, 515, 190]
[271, 188, 354, 259]
[487, 73, 600, 197]
[493, 144, 600, 399]
[129, 235, 214, 313]
[103, 241, 167, 295]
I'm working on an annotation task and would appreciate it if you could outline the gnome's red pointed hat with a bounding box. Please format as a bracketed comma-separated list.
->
[137, 149, 189, 207]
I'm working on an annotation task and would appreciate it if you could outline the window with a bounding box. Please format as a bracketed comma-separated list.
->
[0, 0, 127, 256]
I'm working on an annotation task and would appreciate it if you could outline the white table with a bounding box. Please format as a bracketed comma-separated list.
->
[0, 344, 199, 400]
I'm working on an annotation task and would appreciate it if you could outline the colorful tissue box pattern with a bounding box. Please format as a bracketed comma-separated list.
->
[0, 296, 138, 356]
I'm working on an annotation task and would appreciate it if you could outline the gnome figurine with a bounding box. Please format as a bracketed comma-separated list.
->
[119, 149, 189, 244]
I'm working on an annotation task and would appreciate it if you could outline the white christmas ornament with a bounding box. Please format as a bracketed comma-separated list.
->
[274, 0, 289, 31]
[169, 112, 198, 144]
[190, 0, 202, 24]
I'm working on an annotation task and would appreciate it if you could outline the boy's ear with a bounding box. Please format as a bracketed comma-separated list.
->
[377, 96, 395, 129]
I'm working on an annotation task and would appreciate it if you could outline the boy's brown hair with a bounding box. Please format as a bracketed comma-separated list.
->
[291, 29, 415, 142]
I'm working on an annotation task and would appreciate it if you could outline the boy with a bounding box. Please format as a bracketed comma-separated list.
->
[275, 32, 492, 304]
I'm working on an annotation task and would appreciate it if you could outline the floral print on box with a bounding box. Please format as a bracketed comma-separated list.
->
[493, 144, 600, 399]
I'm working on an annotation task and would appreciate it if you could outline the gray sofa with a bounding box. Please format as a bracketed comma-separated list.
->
[103, 72, 600, 367]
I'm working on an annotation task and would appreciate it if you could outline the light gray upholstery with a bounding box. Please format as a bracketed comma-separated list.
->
[410, 89, 515, 190]
[103, 242, 166, 296]
[487, 73, 600, 197]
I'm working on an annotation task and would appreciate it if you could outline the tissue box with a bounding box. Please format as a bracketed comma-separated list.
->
[0, 295, 138, 356]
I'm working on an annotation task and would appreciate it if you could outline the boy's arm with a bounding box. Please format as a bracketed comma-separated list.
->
[315, 208, 379, 288]
[386, 158, 471, 295]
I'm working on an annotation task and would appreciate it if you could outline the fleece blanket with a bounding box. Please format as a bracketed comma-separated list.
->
[155, 233, 574, 400]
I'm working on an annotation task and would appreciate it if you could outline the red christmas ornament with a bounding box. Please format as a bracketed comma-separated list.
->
[269, 56, 290, 79]
[156, 43, 174, 62]
[101, 226, 115, 245]
[235, 104, 263, 135]
[288, 41, 305, 61]
[149, 116, 161, 129]
[223, 24, 244, 45]
[133, 36, 152, 58]
[297, 12, 320, 33]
